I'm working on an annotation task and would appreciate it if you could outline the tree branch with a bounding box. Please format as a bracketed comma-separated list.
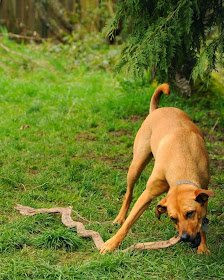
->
[15, 204, 181, 252]
[0, 32, 45, 42]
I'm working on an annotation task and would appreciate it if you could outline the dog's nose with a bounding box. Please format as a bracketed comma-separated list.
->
[181, 234, 191, 242]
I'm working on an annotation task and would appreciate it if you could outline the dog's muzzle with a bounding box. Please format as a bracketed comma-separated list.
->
[190, 232, 201, 248]
[180, 232, 201, 248]
[180, 233, 191, 242]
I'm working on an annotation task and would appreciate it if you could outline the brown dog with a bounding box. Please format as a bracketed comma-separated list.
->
[100, 83, 215, 255]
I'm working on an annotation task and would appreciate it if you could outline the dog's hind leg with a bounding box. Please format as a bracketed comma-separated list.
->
[113, 151, 153, 224]
[114, 119, 153, 224]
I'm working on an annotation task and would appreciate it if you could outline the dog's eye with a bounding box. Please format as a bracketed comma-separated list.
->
[186, 211, 195, 218]
[170, 217, 178, 224]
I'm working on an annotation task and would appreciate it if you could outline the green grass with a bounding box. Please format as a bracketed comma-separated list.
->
[0, 35, 223, 279]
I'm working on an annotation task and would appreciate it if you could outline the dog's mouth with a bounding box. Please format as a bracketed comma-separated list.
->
[189, 232, 201, 248]
[178, 231, 201, 248]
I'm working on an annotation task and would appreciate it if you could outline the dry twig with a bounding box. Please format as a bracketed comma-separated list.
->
[211, 117, 220, 132]
[15, 204, 181, 252]
[0, 43, 45, 67]
[122, 234, 180, 252]
[15, 204, 104, 250]
[0, 32, 45, 42]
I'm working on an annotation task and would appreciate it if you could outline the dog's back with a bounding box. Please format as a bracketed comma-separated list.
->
[146, 84, 205, 152]
[148, 88, 209, 188]
[149, 107, 203, 148]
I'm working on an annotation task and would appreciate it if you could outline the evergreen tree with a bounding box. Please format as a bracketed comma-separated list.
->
[105, 0, 224, 95]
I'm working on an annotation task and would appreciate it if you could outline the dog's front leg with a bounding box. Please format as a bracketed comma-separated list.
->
[197, 230, 210, 254]
[100, 189, 153, 254]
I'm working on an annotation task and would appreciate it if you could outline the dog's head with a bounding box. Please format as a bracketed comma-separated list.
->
[155, 185, 215, 246]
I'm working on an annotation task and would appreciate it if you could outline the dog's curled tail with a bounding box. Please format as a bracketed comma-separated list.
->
[150, 83, 170, 113]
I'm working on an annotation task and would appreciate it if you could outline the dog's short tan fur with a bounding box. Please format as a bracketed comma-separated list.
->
[100, 84, 214, 255]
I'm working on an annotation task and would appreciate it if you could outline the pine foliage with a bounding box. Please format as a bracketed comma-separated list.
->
[104, 0, 224, 91]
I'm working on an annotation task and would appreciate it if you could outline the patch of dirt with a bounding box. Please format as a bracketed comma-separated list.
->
[75, 132, 97, 141]
[209, 147, 224, 169]
[29, 169, 38, 175]
[210, 158, 224, 171]
[204, 132, 224, 143]
[99, 155, 129, 172]
[109, 129, 133, 137]
[201, 127, 224, 172]
[128, 115, 145, 122]
[82, 152, 130, 172]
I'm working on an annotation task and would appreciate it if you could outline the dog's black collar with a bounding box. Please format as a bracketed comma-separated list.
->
[175, 180, 201, 189]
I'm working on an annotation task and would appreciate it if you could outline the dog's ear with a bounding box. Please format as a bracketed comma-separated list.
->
[155, 197, 167, 219]
[195, 189, 215, 204]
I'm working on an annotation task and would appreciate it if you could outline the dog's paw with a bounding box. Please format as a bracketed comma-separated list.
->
[100, 236, 121, 255]
[197, 246, 211, 255]
[113, 216, 126, 225]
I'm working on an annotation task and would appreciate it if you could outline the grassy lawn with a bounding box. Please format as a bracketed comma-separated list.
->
[0, 35, 223, 279]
